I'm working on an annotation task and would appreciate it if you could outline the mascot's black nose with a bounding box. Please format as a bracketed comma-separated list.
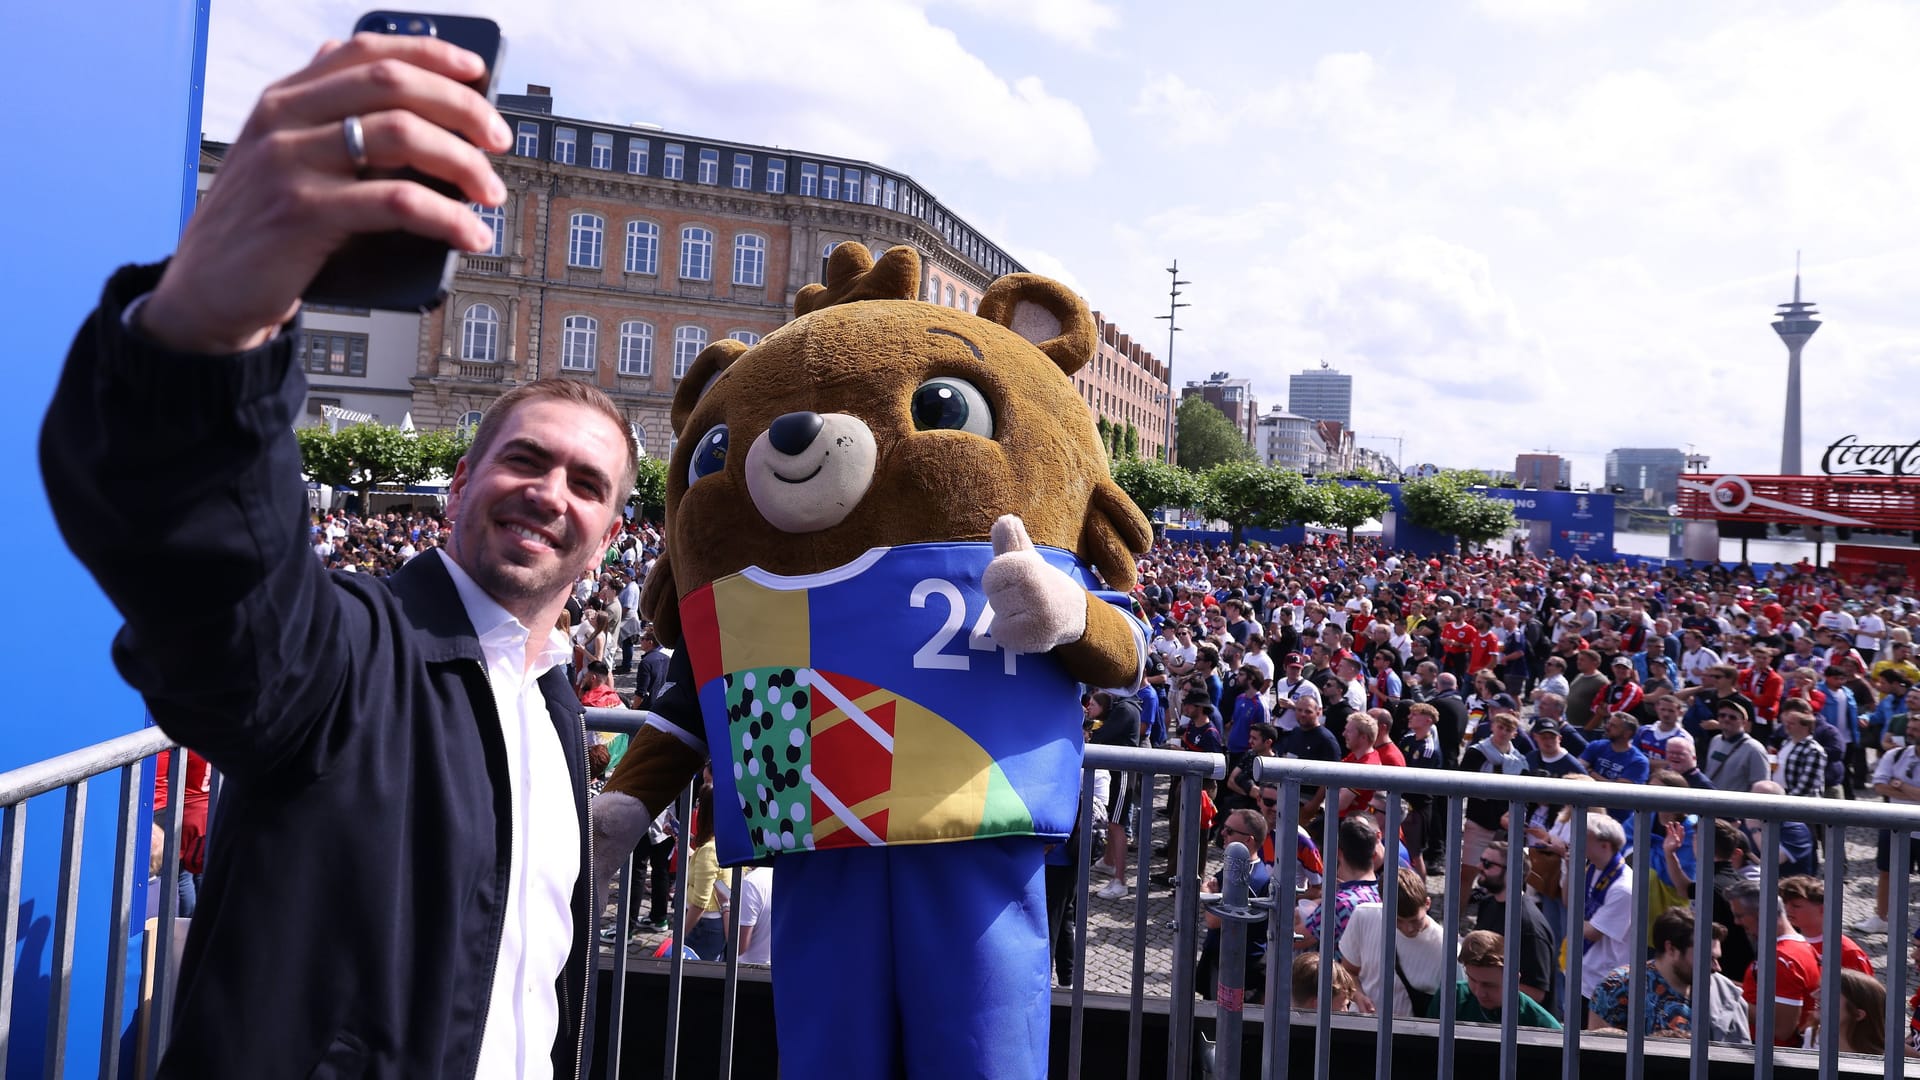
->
[768, 412, 824, 456]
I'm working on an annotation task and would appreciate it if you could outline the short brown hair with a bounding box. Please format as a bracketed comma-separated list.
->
[1395, 866, 1427, 919]
[467, 378, 640, 496]
[1778, 875, 1824, 904]
[1458, 929, 1504, 968]
[1407, 702, 1439, 723]
[1291, 951, 1357, 1004]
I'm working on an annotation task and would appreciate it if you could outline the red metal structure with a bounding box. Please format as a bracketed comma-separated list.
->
[1675, 473, 1920, 530]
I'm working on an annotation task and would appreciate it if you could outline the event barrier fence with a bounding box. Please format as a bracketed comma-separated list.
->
[8, 715, 1920, 1079]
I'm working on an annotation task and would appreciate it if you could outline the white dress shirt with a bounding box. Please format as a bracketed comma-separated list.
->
[440, 551, 580, 1079]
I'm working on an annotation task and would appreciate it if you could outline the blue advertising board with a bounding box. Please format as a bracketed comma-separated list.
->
[1166, 482, 1616, 563]
[2, 1, 209, 1075]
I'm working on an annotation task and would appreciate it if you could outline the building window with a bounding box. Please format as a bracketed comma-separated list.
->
[456, 410, 484, 439]
[618, 320, 654, 376]
[823, 241, 842, 263]
[663, 143, 685, 180]
[301, 331, 368, 378]
[732, 234, 766, 287]
[567, 212, 604, 269]
[766, 159, 786, 194]
[926, 278, 939, 302]
[883, 178, 897, 210]
[590, 132, 613, 170]
[842, 168, 861, 202]
[732, 153, 753, 189]
[515, 121, 539, 157]
[866, 174, 882, 205]
[945, 286, 956, 308]
[680, 226, 714, 281]
[627, 138, 649, 175]
[460, 303, 499, 363]
[624, 220, 659, 275]
[697, 148, 720, 185]
[471, 203, 505, 257]
[729, 330, 761, 346]
[553, 126, 576, 165]
[561, 315, 597, 371]
[959, 291, 971, 311]
[822, 166, 840, 200]
[799, 162, 818, 196]
[673, 325, 707, 379]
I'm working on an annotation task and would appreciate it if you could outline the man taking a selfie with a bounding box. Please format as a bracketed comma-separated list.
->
[39, 32, 667, 1079]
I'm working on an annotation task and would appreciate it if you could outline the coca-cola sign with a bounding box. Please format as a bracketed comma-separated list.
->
[1821, 435, 1920, 477]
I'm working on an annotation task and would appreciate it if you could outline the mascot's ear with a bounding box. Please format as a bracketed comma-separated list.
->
[795, 243, 920, 316]
[976, 273, 1096, 378]
[669, 338, 751, 436]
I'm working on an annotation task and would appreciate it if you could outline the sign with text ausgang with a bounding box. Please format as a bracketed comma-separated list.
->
[1821, 436, 1920, 477]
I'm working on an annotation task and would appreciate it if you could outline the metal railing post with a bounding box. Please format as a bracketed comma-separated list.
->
[1688, 813, 1713, 1080]
[148, 748, 187, 1078]
[1885, 829, 1911, 1080]
[1126, 766, 1156, 1080]
[0, 801, 25, 1067]
[604, 851, 636, 1080]
[1377, 794, 1403, 1080]
[1314, 780, 1339, 1080]
[1563, 804, 1586, 1076]
[1210, 841, 1257, 1080]
[1626, 808, 1650, 1080]
[1439, 787, 1463, 1080]
[1500, 799, 1523, 1080]
[1167, 771, 1205, 1079]
[1755, 818, 1780, 1076]
[1069, 766, 1096, 1078]
[1265, 780, 1301, 1080]
[716, 864, 744, 1080]
[662, 784, 692, 1080]
[43, 781, 87, 1080]
[100, 764, 142, 1080]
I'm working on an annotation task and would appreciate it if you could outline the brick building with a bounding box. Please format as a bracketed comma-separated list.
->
[1180, 371, 1259, 445]
[201, 85, 1166, 460]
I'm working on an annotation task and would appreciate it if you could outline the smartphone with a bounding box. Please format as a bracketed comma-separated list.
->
[303, 12, 505, 312]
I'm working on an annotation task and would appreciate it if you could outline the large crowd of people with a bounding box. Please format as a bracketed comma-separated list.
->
[304, 502, 1920, 1052]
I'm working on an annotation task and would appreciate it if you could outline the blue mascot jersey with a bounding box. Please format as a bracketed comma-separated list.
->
[677, 542, 1143, 865]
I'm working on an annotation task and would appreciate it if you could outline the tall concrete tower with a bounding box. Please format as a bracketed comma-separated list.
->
[1772, 255, 1820, 474]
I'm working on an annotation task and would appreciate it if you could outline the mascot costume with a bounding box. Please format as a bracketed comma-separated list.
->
[592, 242, 1151, 1078]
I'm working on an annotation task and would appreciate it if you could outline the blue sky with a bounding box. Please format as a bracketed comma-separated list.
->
[203, 0, 1920, 484]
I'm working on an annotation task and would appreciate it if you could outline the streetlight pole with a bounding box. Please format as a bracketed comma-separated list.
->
[1156, 260, 1189, 464]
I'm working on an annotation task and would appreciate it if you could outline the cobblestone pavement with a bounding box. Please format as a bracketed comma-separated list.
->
[597, 668, 1914, 993]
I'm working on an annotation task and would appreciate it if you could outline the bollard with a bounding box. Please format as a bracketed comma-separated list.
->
[1208, 841, 1264, 1080]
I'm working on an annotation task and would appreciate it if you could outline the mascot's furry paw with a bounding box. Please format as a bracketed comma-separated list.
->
[983, 514, 1088, 654]
[590, 791, 653, 916]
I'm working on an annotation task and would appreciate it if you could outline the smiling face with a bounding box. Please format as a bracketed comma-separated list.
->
[673, 326, 1103, 571]
[445, 398, 627, 627]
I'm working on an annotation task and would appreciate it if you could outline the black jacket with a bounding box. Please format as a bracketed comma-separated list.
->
[41, 264, 594, 1079]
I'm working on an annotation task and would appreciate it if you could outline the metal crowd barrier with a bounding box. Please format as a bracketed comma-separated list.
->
[14, 717, 1920, 1080]
[1254, 756, 1920, 1080]
[584, 706, 1228, 1080]
[0, 725, 185, 1080]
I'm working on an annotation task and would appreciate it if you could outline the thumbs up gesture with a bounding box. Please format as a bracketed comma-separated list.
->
[983, 514, 1087, 655]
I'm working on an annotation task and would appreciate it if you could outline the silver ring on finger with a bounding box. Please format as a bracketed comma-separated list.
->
[341, 115, 369, 174]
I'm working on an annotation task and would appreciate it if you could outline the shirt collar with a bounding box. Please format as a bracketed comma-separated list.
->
[436, 550, 572, 675]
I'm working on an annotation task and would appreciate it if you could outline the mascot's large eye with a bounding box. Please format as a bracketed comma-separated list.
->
[910, 378, 994, 438]
[688, 424, 729, 485]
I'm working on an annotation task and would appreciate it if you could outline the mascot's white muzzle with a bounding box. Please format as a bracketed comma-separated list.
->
[744, 412, 878, 533]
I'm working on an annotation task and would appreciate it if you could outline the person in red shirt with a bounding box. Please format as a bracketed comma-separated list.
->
[1467, 612, 1501, 680]
[1333, 712, 1384, 819]
[1440, 606, 1476, 681]
[1741, 648, 1785, 725]
[1778, 875, 1873, 976]
[152, 748, 212, 916]
[1729, 879, 1822, 1046]
[1601, 656, 1646, 716]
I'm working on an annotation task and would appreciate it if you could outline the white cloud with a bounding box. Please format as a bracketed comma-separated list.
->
[202, 0, 1098, 181]
[1473, 0, 1608, 27]
[932, 0, 1120, 50]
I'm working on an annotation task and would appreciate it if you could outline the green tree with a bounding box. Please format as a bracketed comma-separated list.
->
[1401, 475, 1519, 553]
[294, 422, 425, 508]
[1110, 455, 1200, 526]
[1122, 423, 1140, 458]
[1198, 461, 1308, 545]
[1176, 396, 1254, 472]
[1096, 416, 1112, 453]
[1438, 468, 1494, 488]
[633, 453, 669, 520]
[414, 428, 471, 480]
[1307, 482, 1392, 544]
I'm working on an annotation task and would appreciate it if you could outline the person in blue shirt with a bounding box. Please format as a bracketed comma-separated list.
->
[1224, 664, 1270, 756]
[1635, 639, 1680, 688]
[1580, 712, 1653, 821]
[1816, 667, 1861, 797]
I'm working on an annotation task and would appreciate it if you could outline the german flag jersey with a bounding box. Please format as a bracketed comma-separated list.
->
[678, 542, 1142, 864]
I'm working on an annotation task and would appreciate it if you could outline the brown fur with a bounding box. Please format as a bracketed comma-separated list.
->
[610, 245, 1151, 806]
